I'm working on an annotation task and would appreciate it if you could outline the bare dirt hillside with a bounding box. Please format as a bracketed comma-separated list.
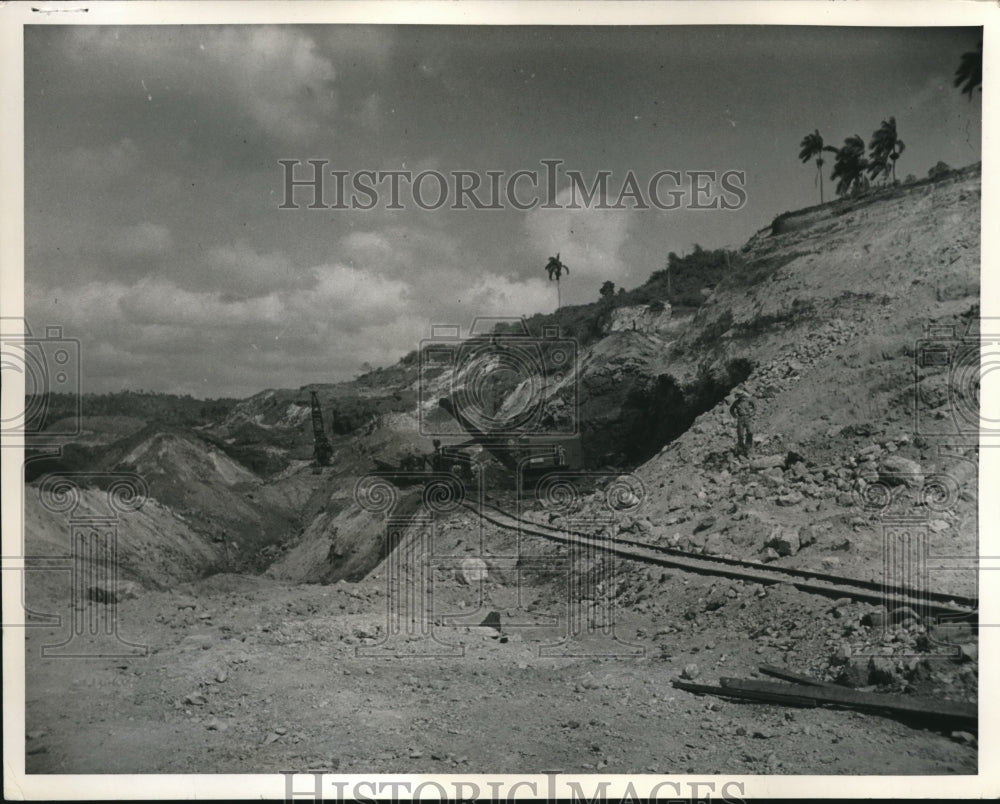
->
[630, 164, 980, 597]
[100, 427, 300, 568]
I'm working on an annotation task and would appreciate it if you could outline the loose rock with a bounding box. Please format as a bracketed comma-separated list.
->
[766, 527, 800, 557]
[751, 454, 786, 470]
[87, 581, 141, 604]
[879, 456, 923, 489]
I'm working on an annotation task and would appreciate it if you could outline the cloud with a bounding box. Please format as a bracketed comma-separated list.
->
[205, 241, 308, 298]
[111, 259, 410, 333]
[111, 222, 174, 259]
[458, 274, 553, 319]
[25, 219, 564, 396]
[340, 230, 395, 263]
[524, 186, 633, 281]
[339, 225, 461, 279]
[26, 209, 176, 286]
[63, 27, 338, 145]
[337, 225, 555, 322]
[36, 138, 142, 187]
[118, 278, 286, 328]
[322, 26, 395, 73]
[356, 93, 384, 131]
[200, 28, 337, 144]
[26, 264, 419, 396]
[304, 263, 411, 329]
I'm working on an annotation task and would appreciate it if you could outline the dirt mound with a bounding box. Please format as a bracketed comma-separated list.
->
[93, 426, 299, 566]
[268, 503, 385, 584]
[24, 483, 221, 593]
[116, 429, 259, 486]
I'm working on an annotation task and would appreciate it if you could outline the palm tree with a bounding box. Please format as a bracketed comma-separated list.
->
[954, 40, 982, 99]
[798, 129, 838, 204]
[829, 135, 869, 197]
[868, 117, 905, 184]
[545, 253, 569, 309]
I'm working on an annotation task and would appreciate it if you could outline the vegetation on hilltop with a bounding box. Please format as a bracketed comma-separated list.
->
[34, 391, 239, 432]
[490, 244, 739, 347]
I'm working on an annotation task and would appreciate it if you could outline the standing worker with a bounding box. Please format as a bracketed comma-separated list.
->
[730, 392, 757, 457]
[425, 439, 445, 472]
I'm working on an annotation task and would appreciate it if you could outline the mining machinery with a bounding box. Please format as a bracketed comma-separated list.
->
[310, 390, 333, 469]
[437, 396, 583, 479]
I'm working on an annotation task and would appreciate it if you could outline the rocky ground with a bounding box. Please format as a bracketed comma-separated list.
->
[24, 556, 977, 776]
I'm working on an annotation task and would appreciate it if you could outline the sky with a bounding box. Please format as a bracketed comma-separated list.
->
[23, 23, 982, 398]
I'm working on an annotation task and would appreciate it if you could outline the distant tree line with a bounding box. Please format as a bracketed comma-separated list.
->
[33, 390, 239, 430]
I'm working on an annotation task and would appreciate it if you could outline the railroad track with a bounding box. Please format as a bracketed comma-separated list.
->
[460, 497, 977, 619]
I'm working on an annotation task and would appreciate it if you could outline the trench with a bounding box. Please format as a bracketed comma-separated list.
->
[582, 357, 754, 467]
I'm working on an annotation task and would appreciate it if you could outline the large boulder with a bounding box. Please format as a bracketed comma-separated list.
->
[776, 491, 805, 507]
[458, 557, 488, 585]
[878, 455, 923, 489]
[836, 658, 868, 688]
[751, 454, 785, 470]
[867, 656, 899, 686]
[87, 580, 141, 604]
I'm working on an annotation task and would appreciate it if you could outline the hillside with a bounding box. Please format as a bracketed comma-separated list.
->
[625, 163, 981, 595]
[21, 163, 982, 776]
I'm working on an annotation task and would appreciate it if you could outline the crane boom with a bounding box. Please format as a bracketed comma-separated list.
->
[310, 391, 333, 466]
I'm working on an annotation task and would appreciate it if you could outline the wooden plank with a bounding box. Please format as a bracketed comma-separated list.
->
[719, 678, 977, 726]
[671, 679, 818, 708]
[757, 664, 842, 689]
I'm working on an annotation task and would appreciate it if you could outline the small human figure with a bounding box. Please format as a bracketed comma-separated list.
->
[425, 439, 445, 472]
[730, 392, 757, 457]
